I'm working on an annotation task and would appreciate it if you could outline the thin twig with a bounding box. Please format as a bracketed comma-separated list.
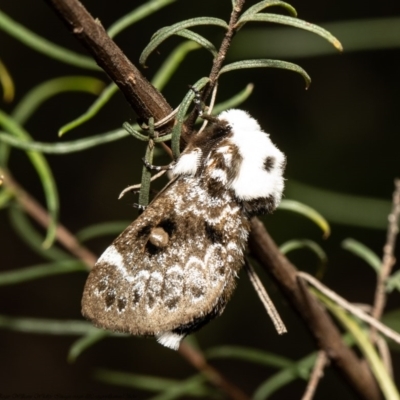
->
[206, 0, 245, 95]
[185, 0, 246, 128]
[298, 271, 400, 345]
[1, 169, 97, 268]
[249, 217, 381, 400]
[179, 342, 250, 400]
[371, 179, 400, 340]
[244, 259, 287, 334]
[301, 350, 329, 400]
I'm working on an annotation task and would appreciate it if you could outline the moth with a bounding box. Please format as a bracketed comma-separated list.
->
[82, 109, 286, 350]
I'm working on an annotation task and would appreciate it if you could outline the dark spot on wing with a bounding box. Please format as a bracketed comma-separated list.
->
[97, 279, 107, 293]
[217, 265, 225, 275]
[189, 284, 206, 299]
[158, 218, 176, 237]
[137, 225, 152, 238]
[205, 222, 223, 244]
[145, 241, 161, 255]
[147, 293, 155, 309]
[105, 290, 116, 308]
[165, 297, 179, 310]
[117, 297, 127, 311]
[264, 156, 275, 172]
[132, 289, 140, 305]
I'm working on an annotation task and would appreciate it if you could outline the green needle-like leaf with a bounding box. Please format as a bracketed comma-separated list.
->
[206, 346, 294, 368]
[0, 10, 99, 70]
[237, 14, 343, 52]
[241, 0, 297, 19]
[12, 76, 105, 126]
[8, 206, 69, 261]
[0, 111, 59, 247]
[316, 290, 400, 400]
[279, 199, 331, 238]
[107, 0, 177, 38]
[170, 77, 210, 158]
[76, 221, 131, 242]
[341, 238, 381, 273]
[151, 41, 201, 90]
[59, 83, 118, 137]
[0, 128, 130, 154]
[219, 59, 311, 88]
[68, 330, 110, 363]
[165, 28, 218, 57]
[0, 260, 86, 286]
[140, 17, 228, 66]
[0, 58, 14, 102]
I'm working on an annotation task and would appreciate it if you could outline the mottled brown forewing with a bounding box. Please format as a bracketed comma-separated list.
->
[82, 175, 248, 335]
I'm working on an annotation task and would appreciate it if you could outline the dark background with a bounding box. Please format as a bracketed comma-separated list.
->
[0, 1, 399, 399]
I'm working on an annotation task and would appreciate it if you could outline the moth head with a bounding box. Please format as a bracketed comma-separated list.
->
[172, 116, 231, 177]
[218, 109, 286, 209]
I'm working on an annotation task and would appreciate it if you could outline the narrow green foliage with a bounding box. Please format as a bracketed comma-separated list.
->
[0, 58, 14, 102]
[76, 221, 131, 242]
[0, 128, 130, 154]
[0, 260, 86, 287]
[0, 187, 13, 208]
[162, 28, 218, 57]
[0, 110, 59, 247]
[68, 330, 110, 363]
[253, 352, 316, 399]
[170, 77, 210, 158]
[107, 0, 177, 38]
[12, 76, 105, 126]
[0, 315, 102, 335]
[0, 10, 99, 70]
[240, 0, 297, 19]
[59, 83, 118, 137]
[139, 118, 156, 207]
[280, 239, 327, 277]
[8, 206, 69, 261]
[151, 41, 202, 90]
[140, 17, 229, 66]
[94, 370, 213, 399]
[285, 181, 391, 230]
[211, 83, 254, 115]
[219, 59, 311, 88]
[386, 271, 400, 293]
[341, 238, 381, 272]
[279, 199, 331, 238]
[237, 13, 343, 52]
[316, 290, 400, 400]
[206, 346, 294, 368]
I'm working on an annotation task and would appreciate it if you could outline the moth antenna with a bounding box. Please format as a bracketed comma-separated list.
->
[142, 157, 175, 172]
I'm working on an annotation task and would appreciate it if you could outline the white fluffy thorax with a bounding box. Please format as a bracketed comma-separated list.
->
[220, 109, 285, 201]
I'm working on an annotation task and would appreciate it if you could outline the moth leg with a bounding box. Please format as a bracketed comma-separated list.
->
[189, 85, 204, 116]
[132, 202, 146, 211]
[142, 157, 175, 172]
[189, 86, 220, 124]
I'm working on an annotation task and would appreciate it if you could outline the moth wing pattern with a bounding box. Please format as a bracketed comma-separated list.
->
[82, 108, 286, 350]
[82, 174, 248, 347]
